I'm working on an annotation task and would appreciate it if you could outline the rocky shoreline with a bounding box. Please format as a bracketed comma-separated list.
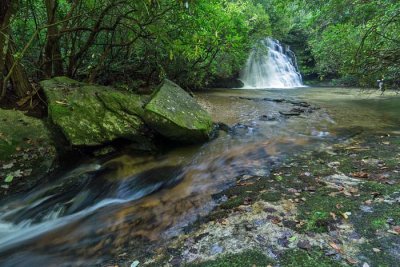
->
[0, 78, 213, 198]
[119, 132, 400, 267]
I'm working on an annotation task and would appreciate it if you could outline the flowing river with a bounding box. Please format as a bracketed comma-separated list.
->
[0, 87, 399, 266]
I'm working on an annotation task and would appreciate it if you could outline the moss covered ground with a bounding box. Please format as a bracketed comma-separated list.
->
[143, 131, 400, 266]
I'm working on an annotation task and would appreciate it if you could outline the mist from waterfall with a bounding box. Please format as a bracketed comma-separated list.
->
[240, 38, 304, 89]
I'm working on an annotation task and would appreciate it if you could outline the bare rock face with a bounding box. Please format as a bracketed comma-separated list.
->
[144, 79, 213, 143]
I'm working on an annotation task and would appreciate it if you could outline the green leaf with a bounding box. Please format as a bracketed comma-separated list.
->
[4, 174, 14, 183]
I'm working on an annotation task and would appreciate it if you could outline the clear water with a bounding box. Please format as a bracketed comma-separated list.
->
[0, 87, 399, 266]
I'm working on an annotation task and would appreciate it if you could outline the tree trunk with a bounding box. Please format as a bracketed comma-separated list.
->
[43, 0, 63, 78]
[6, 44, 33, 97]
[0, 1, 32, 100]
[0, 0, 15, 97]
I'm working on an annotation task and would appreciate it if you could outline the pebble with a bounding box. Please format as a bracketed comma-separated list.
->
[211, 244, 224, 255]
[297, 240, 311, 250]
[359, 205, 373, 213]
[327, 161, 340, 168]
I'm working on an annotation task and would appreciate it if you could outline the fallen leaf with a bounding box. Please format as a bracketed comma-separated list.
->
[365, 200, 373, 205]
[329, 242, 342, 253]
[392, 226, 400, 234]
[2, 163, 14, 169]
[55, 100, 68, 105]
[219, 219, 229, 225]
[346, 257, 359, 265]
[4, 174, 14, 183]
[237, 181, 255, 186]
[349, 187, 359, 194]
[243, 197, 252, 205]
[271, 216, 281, 224]
[387, 229, 399, 235]
[344, 191, 352, 197]
[351, 172, 369, 178]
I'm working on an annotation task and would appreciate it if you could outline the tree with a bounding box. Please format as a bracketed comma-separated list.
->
[0, 0, 32, 100]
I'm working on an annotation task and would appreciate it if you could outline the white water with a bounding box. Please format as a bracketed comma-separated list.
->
[240, 38, 304, 89]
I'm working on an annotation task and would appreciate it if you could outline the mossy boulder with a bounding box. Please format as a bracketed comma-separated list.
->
[144, 79, 213, 142]
[0, 109, 57, 195]
[41, 77, 149, 146]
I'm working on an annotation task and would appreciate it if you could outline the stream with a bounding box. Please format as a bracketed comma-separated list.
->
[0, 87, 400, 266]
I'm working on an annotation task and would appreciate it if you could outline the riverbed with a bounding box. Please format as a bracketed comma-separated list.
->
[0, 87, 399, 266]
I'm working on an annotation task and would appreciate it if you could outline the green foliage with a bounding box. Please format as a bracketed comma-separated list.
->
[257, 0, 400, 87]
[280, 249, 345, 267]
[10, 0, 271, 89]
[186, 250, 275, 267]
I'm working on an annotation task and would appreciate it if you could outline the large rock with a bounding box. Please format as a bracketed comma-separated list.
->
[41, 77, 149, 146]
[210, 77, 244, 88]
[144, 79, 213, 142]
[0, 109, 57, 196]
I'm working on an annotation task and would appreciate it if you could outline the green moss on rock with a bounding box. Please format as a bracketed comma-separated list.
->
[280, 249, 345, 267]
[186, 250, 275, 267]
[0, 109, 57, 194]
[41, 77, 148, 146]
[297, 189, 358, 233]
[144, 79, 213, 143]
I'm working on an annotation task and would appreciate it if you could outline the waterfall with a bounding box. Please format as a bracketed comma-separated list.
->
[240, 38, 304, 88]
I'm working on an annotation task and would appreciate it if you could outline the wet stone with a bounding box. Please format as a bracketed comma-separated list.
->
[259, 114, 278, 121]
[253, 219, 267, 227]
[325, 250, 338, 257]
[245, 224, 254, 231]
[297, 240, 312, 250]
[210, 244, 224, 255]
[360, 205, 374, 213]
[278, 237, 289, 248]
[170, 257, 182, 266]
[282, 219, 297, 228]
[256, 235, 267, 244]
[348, 232, 362, 240]
[264, 207, 278, 213]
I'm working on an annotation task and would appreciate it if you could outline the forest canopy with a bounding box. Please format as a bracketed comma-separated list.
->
[0, 0, 270, 100]
[0, 0, 399, 103]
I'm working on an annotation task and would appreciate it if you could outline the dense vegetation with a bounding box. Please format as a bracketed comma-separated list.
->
[265, 0, 400, 87]
[1, 0, 399, 106]
[0, 0, 269, 103]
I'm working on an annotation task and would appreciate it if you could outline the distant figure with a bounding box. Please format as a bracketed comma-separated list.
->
[377, 79, 384, 95]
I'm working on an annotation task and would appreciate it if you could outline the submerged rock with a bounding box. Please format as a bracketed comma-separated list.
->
[0, 109, 57, 195]
[144, 79, 213, 142]
[41, 77, 149, 146]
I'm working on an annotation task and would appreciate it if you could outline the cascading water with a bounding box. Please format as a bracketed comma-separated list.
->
[240, 38, 304, 88]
